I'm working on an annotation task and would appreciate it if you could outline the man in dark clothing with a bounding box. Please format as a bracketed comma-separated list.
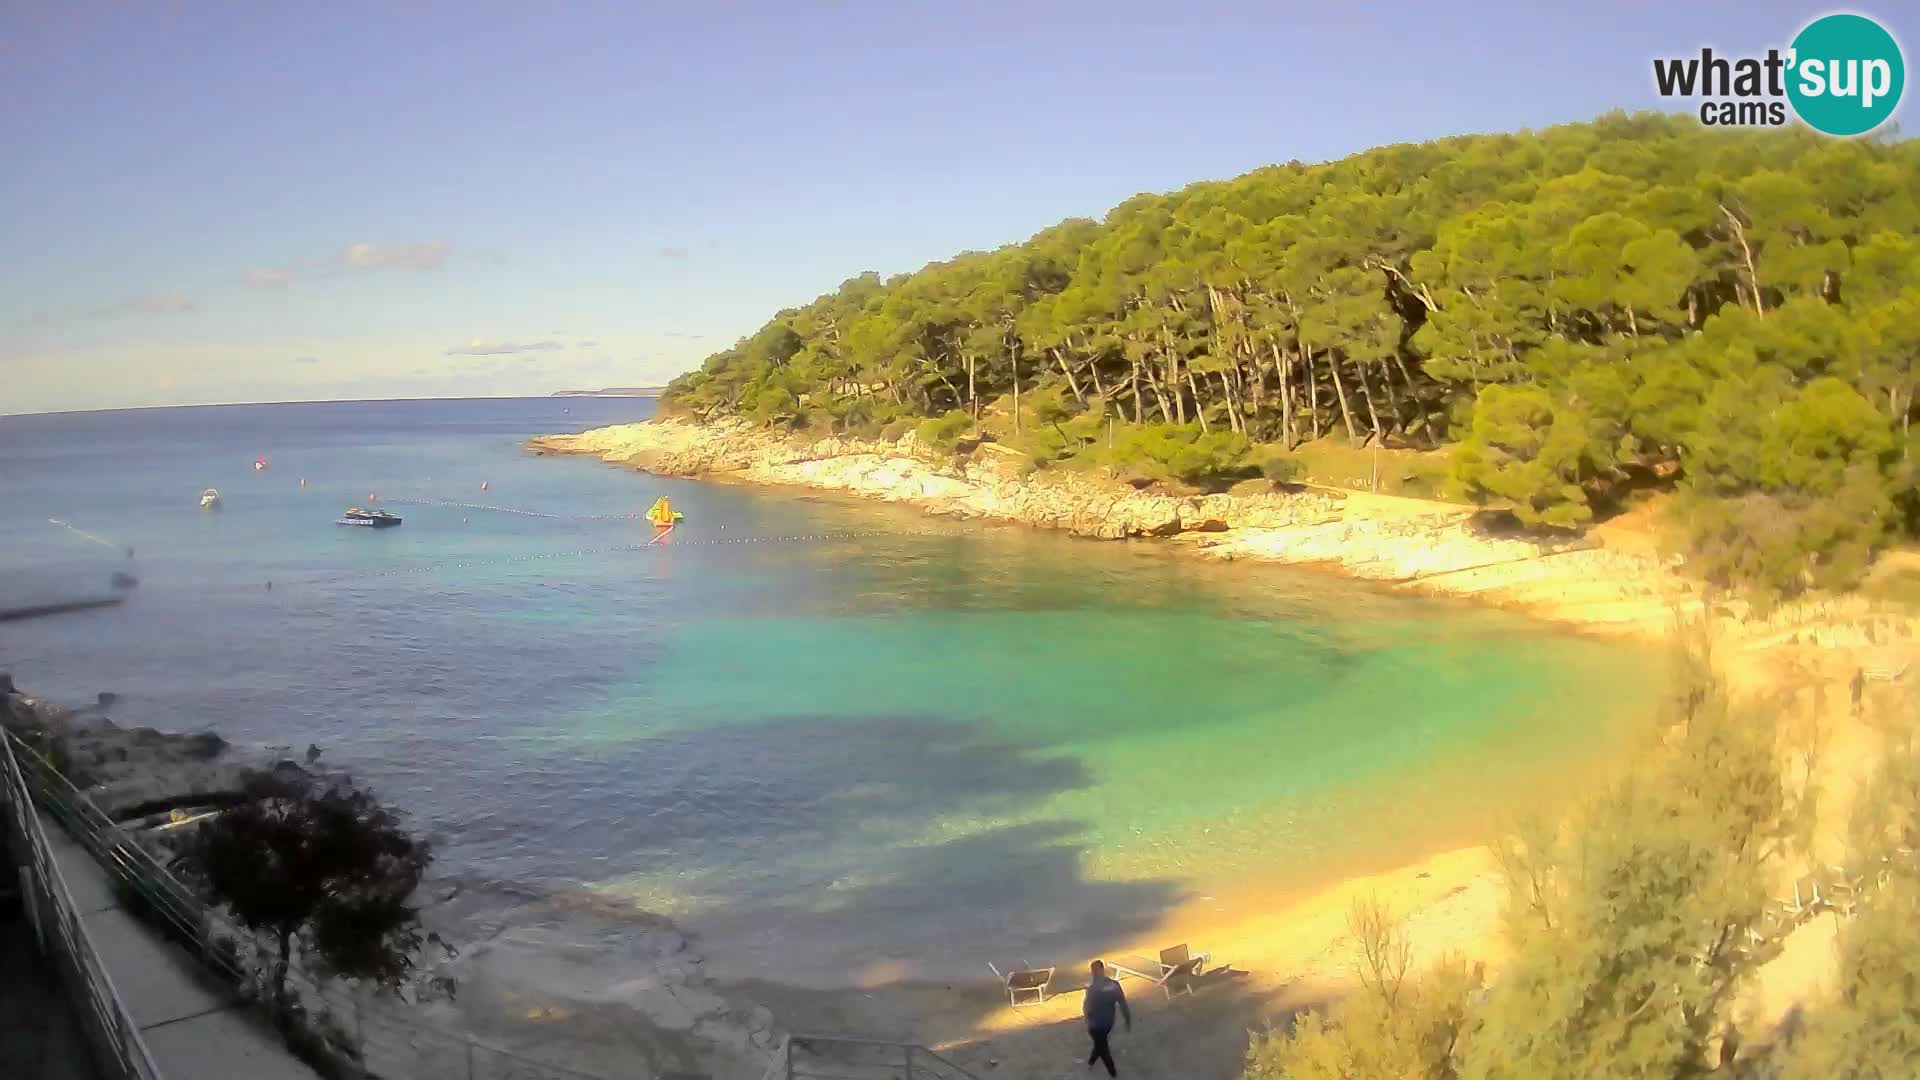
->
[1082, 960, 1131, 1076]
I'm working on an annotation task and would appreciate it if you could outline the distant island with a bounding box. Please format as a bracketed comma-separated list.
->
[550, 387, 668, 398]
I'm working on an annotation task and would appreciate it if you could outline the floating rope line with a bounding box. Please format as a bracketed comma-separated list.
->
[48, 517, 126, 553]
[185, 526, 979, 592]
[360, 528, 974, 578]
[376, 497, 646, 522]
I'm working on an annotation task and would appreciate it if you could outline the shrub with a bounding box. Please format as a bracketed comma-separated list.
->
[915, 409, 975, 452]
[1244, 900, 1474, 1080]
[1259, 450, 1304, 484]
[1098, 423, 1256, 491]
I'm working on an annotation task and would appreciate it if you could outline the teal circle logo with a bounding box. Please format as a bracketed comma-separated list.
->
[1787, 14, 1905, 136]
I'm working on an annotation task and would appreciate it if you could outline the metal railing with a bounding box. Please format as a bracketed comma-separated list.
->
[1, 727, 165, 1080]
[5, 729, 674, 1080]
[776, 1034, 978, 1080]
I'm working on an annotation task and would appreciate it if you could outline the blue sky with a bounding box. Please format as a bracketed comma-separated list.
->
[2, 0, 1911, 414]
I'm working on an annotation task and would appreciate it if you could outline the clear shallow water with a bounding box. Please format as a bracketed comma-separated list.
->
[0, 398, 1659, 983]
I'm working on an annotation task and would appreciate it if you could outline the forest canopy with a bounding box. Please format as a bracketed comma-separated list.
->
[664, 113, 1920, 596]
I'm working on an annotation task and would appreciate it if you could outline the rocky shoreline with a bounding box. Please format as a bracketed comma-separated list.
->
[530, 416, 1692, 638]
[0, 679, 788, 1079]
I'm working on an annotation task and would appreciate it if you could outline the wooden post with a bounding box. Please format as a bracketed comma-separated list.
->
[466, 1039, 475, 1080]
[905, 1044, 916, 1080]
[784, 1036, 794, 1080]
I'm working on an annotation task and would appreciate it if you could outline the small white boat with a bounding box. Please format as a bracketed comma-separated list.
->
[200, 488, 222, 510]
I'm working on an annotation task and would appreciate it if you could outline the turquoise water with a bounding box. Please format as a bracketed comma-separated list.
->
[0, 398, 1658, 982]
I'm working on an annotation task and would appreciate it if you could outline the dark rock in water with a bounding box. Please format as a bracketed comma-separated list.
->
[182, 732, 227, 761]
[97, 691, 116, 707]
[1, 674, 15, 696]
[110, 571, 139, 590]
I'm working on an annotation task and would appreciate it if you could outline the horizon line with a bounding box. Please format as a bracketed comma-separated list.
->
[0, 389, 669, 421]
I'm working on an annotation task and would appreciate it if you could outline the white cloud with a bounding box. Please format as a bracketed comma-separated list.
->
[660, 246, 690, 258]
[342, 241, 450, 272]
[445, 338, 563, 356]
[243, 267, 296, 289]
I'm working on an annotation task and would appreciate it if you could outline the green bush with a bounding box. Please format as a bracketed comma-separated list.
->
[915, 409, 975, 452]
[1097, 423, 1256, 491]
[1259, 450, 1304, 484]
[1244, 901, 1474, 1080]
[879, 418, 916, 442]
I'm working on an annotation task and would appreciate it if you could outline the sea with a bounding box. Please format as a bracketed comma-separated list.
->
[0, 397, 1661, 985]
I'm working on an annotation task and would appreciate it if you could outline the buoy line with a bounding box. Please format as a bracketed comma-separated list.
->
[194, 526, 978, 591]
[377, 497, 654, 522]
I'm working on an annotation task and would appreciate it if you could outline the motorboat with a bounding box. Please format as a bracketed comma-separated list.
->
[200, 488, 222, 510]
[336, 506, 402, 529]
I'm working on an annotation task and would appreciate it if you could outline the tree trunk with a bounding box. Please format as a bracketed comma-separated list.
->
[1128, 360, 1144, 423]
[1272, 341, 1295, 448]
[1186, 373, 1210, 434]
[1376, 358, 1402, 434]
[1010, 339, 1021, 437]
[967, 354, 977, 418]
[1217, 370, 1242, 433]
[1143, 356, 1174, 423]
[1325, 352, 1360, 445]
[1052, 347, 1086, 403]
[1721, 205, 1765, 318]
[1355, 358, 1384, 442]
[1388, 351, 1432, 444]
[1163, 321, 1185, 425]
[1306, 348, 1322, 440]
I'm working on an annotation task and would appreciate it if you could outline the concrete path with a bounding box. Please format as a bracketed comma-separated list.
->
[41, 811, 320, 1080]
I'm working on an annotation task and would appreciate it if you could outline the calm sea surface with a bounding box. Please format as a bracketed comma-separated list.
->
[0, 397, 1659, 982]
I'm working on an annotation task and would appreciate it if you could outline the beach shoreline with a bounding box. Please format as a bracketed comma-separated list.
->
[529, 417, 1698, 641]
[530, 416, 1920, 652]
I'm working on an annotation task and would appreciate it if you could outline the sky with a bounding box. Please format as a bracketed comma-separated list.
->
[1, 0, 1911, 415]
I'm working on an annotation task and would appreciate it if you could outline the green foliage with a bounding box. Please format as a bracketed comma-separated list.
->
[1096, 423, 1255, 490]
[1244, 898, 1475, 1080]
[174, 771, 434, 1011]
[1259, 449, 1304, 484]
[1780, 696, 1920, 1078]
[1463, 651, 1796, 1080]
[1449, 385, 1605, 528]
[1243, 643, 1853, 1080]
[914, 409, 975, 452]
[661, 113, 1920, 595]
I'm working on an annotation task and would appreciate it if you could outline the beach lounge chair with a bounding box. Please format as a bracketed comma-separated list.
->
[1152, 944, 1210, 999]
[988, 961, 1055, 1007]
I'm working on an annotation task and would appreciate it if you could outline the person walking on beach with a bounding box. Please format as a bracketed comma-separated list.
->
[1083, 960, 1131, 1076]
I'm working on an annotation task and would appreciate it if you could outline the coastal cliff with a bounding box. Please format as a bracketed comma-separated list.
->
[531, 417, 1693, 637]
